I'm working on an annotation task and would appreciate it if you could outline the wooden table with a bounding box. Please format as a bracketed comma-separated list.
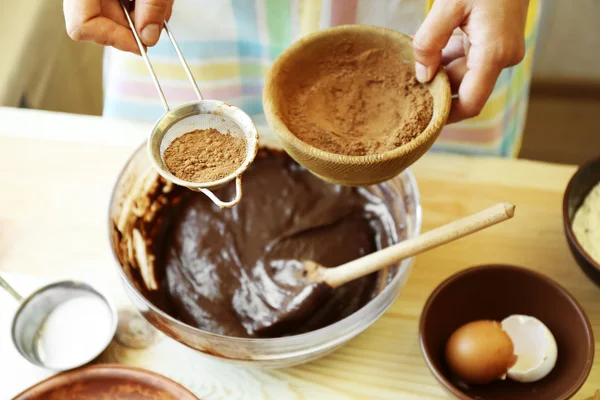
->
[0, 107, 598, 399]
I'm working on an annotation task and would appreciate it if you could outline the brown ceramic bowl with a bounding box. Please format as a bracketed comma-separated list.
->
[12, 364, 199, 400]
[419, 264, 594, 400]
[563, 156, 600, 285]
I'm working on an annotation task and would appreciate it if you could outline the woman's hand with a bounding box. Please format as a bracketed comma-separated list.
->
[413, 0, 529, 123]
[64, 0, 174, 54]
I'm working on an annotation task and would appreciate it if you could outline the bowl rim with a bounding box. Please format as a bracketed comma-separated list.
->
[418, 264, 595, 400]
[12, 363, 200, 400]
[262, 24, 451, 165]
[562, 156, 600, 272]
[106, 142, 423, 348]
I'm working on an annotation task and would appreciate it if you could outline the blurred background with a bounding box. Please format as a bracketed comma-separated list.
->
[1, 0, 598, 165]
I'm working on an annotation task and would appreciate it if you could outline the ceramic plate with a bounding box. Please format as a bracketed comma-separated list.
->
[12, 364, 199, 400]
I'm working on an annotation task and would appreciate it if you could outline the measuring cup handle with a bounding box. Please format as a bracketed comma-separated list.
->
[0, 275, 23, 302]
[200, 176, 243, 209]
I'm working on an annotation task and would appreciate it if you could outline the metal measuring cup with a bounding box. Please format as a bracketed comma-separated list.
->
[0, 276, 117, 371]
[121, 0, 259, 209]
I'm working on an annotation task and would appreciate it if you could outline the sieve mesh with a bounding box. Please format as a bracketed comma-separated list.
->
[147, 100, 259, 208]
[159, 113, 246, 159]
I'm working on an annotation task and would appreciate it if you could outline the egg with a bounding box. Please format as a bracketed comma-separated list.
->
[445, 320, 518, 384]
[501, 315, 558, 383]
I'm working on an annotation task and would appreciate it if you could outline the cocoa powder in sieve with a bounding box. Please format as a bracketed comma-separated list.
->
[284, 43, 433, 156]
[164, 129, 246, 183]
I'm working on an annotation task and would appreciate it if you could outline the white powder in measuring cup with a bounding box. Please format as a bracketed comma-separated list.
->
[573, 181, 600, 264]
[36, 295, 114, 370]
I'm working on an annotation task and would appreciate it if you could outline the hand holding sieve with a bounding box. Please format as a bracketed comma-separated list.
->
[120, 0, 258, 208]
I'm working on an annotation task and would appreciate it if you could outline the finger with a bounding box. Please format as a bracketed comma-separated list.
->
[165, 0, 174, 21]
[448, 62, 502, 123]
[102, 0, 131, 28]
[134, 0, 172, 46]
[412, 0, 466, 83]
[74, 17, 141, 55]
[441, 35, 466, 65]
[444, 57, 468, 95]
[450, 27, 463, 37]
[64, 0, 100, 38]
[463, 35, 471, 58]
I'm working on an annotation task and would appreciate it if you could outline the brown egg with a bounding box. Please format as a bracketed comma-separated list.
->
[445, 320, 518, 385]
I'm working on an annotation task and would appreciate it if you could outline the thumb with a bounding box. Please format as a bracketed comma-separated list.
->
[412, 1, 466, 83]
[134, 0, 172, 46]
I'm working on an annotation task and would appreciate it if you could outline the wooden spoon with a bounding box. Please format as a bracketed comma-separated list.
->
[253, 202, 515, 336]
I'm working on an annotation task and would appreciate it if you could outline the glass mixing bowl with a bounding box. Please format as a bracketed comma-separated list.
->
[108, 134, 421, 368]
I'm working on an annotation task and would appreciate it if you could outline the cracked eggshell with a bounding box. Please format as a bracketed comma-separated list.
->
[501, 314, 558, 383]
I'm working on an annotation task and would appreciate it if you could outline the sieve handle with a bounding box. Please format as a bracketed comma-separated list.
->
[120, 0, 169, 111]
[163, 22, 204, 101]
[199, 176, 243, 209]
[119, 1, 204, 110]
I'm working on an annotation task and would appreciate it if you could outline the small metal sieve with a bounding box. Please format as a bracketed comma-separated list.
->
[121, 0, 258, 208]
[0, 276, 117, 371]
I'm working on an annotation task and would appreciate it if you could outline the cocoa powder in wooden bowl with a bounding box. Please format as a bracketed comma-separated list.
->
[263, 24, 451, 186]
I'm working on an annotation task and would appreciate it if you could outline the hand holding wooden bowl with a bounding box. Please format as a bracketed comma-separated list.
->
[263, 24, 451, 186]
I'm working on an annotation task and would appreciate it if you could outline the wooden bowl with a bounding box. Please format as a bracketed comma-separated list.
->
[563, 156, 600, 285]
[419, 265, 594, 400]
[12, 364, 200, 400]
[263, 24, 451, 186]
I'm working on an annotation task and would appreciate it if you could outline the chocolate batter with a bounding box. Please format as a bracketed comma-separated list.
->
[152, 150, 399, 338]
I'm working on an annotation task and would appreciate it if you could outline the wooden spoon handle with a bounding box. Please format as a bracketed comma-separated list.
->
[323, 202, 515, 289]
